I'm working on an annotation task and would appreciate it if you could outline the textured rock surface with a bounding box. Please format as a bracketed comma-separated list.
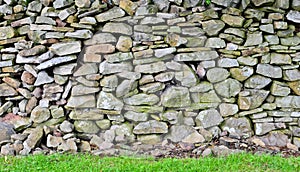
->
[0, 0, 300, 155]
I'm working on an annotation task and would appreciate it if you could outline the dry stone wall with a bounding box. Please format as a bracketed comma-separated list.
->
[0, 0, 300, 155]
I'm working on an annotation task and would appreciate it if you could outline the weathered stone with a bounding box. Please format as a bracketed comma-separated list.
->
[71, 85, 100, 96]
[281, 37, 300, 46]
[252, 0, 274, 7]
[116, 36, 132, 52]
[47, 135, 63, 148]
[65, 30, 93, 39]
[190, 81, 213, 93]
[238, 89, 270, 110]
[202, 20, 225, 36]
[34, 71, 54, 86]
[271, 81, 290, 96]
[221, 14, 244, 27]
[275, 96, 300, 108]
[124, 111, 148, 122]
[161, 86, 191, 108]
[116, 80, 135, 97]
[260, 131, 289, 147]
[174, 51, 219, 61]
[283, 69, 300, 81]
[50, 41, 81, 56]
[0, 83, 17, 97]
[139, 82, 165, 94]
[0, 26, 15, 40]
[97, 91, 124, 111]
[100, 61, 133, 75]
[205, 38, 226, 48]
[84, 33, 116, 45]
[166, 125, 198, 143]
[120, 0, 138, 16]
[196, 109, 223, 129]
[0, 122, 15, 142]
[69, 109, 104, 120]
[133, 120, 168, 134]
[287, 10, 300, 23]
[215, 79, 242, 98]
[244, 32, 263, 46]
[66, 95, 96, 108]
[288, 81, 300, 95]
[256, 64, 282, 78]
[23, 127, 43, 149]
[95, 119, 111, 130]
[206, 68, 229, 83]
[74, 121, 100, 134]
[255, 123, 276, 135]
[36, 55, 77, 70]
[95, 7, 125, 22]
[175, 64, 198, 87]
[218, 58, 239, 68]
[245, 75, 272, 89]
[292, 0, 300, 10]
[135, 62, 166, 74]
[30, 106, 50, 123]
[219, 103, 239, 117]
[138, 134, 162, 145]
[124, 94, 159, 106]
[212, 0, 237, 7]
[154, 47, 176, 58]
[230, 67, 254, 82]
[102, 23, 132, 35]
[222, 117, 252, 138]
[165, 33, 188, 47]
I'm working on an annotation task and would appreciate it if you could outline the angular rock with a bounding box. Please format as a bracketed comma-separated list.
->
[133, 120, 168, 134]
[287, 10, 300, 23]
[0, 83, 17, 97]
[221, 117, 252, 138]
[252, 0, 274, 7]
[202, 20, 225, 36]
[165, 125, 196, 142]
[174, 51, 219, 61]
[0, 26, 15, 40]
[221, 14, 244, 27]
[238, 89, 269, 110]
[161, 86, 191, 108]
[102, 23, 132, 35]
[230, 67, 254, 82]
[95, 7, 125, 22]
[65, 30, 93, 39]
[36, 55, 77, 70]
[244, 32, 263, 46]
[71, 85, 100, 96]
[0, 122, 15, 142]
[219, 103, 239, 117]
[84, 33, 116, 45]
[97, 91, 124, 111]
[23, 127, 43, 149]
[74, 121, 100, 134]
[283, 69, 300, 81]
[135, 62, 166, 74]
[255, 123, 276, 135]
[124, 94, 159, 106]
[175, 64, 198, 87]
[256, 64, 282, 78]
[271, 81, 290, 96]
[206, 68, 229, 83]
[245, 75, 272, 89]
[260, 131, 289, 147]
[196, 109, 224, 129]
[100, 61, 133, 75]
[215, 79, 242, 98]
[50, 41, 81, 56]
[116, 36, 132, 52]
[292, 0, 300, 10]
[124, 111, 148, 122]
[66, 95, 96, 108]
[34, 71, 54, 86]
[30, 106, 51, 123]
[205, 38, 226, 48]
[275, 96, 300, 108]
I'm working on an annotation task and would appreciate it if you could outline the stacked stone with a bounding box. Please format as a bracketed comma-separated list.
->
[0, 0, 300, 155]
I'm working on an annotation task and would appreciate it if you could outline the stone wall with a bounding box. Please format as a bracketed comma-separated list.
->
[0, 0, 300, 155]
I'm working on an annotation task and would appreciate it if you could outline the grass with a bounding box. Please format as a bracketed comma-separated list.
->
[0, 153, 299, 172]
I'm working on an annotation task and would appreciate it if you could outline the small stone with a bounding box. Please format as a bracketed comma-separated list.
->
[46, 135, 63, 148]
[206, 68, 229, 83]
[161, 86, 191, 108]
[244, 32, 263, 46]
[120, 0, 138, 16]
[23, 127, 43, 149]
[133, 120, 168, 134]
[135, 62, 166, 74]
[95, 7, 125, 22]
[50, 41, 81, 56]
[252, 0, 275, 7]
[215, 79, 242, 98]
[245, 75, 272, 89]
[221, 14, 244, 27]
[124, 111, 148, 122]
[219, 103, 239, 117]
[196, 109, 224, 129]
[287, 10, 300, 23]
[97, 91, 124, 111]
[205, 38, 226, 48]
[256, 64, 282, 78]
[102, 23, 132, 35]
[34, 71, 54, 86]
[74, 121, 100, 134]
[124, 94, 159, 106]
[66, 95, 96, 108]
[221, 117, 252, 138]
[0, 27, 15, 40]
[84, 33, 116, 45]
[0, 122, 15, 142]
[65, 30, 93, 39]
[60, 121, 74, 133]
[0, 83, 17, 97]
[202, 20, 225, 36]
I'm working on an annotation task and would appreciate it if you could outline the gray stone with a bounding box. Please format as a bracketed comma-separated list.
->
[135, 62, 166, 74]
[124, 111, 148, 122]
[281, 37, 300, 46]
[218, 58, 239, 68]
[124, 94, 159, 106]
[205, 38, 226, 48]
[230, 67, 254, 82]
[155, 72, 174, 82]
[190, 81, 213, 93]
[96, 120, 111, 130]
[0, 26, 15, 40]
[238, 89, 270, 110]
[271, 81, 290, 96]
[116, 36, 132, 52]
[66, 95, 96, 108]
[154, 47, 176, 58]
[212, 0, 236, 7]
[0, 122, 15, 142]
[71, 85, 100, 96]
[140, 17, 165, 24]
[53, 0, 74, 9]
[219, 103, 239, 117]
[283, 69, 300, 81]
[100, 61, 133, 75]
[256, 64, 282, 78]
[74, 63, 98, 77]
[174, 51, 219, 61]
[34, 71, 54, 86]
[287, 10, 300, 23]
[221, 117, 252, 138]
[221, 14, 244, 27]
[165, 125, 199, 143]
[102, 23, 132, 35]
[116, 80, 135, 97]
[139, 82, 165, 94]
[50, 41, 81, 56]
[175, 64, 198, 87]
[245, 75, 272, 89]
[292, 0, 300, 10]
[97, 91, 124, 111]
[161, 86, 191, 108]
[260, 131, 289, 147]
[84, 33, 116, 45]
[95, 7, 125, 22]
[215, 79, 242, 98]
[28, 1, 42, 12]
[0, 83, 17, 97]
[74, 121, 100, 134]
[30, 106, 50, 123]
[202, 20, 225, 36]
[53, 63, 77, 75]
[65, 30, 93, 39]
[270, 53, 291, 65]
[275, 96, 300, 108]
[244, 32, 263, 46]
[23, 127, 43, 149]
[36, 55, 77, 70]
[133, 120, 168, 134]
[252, 0, 274, 6]
[196, 109, 224, 128]
[206, 68, 229, 83]
[255, 123, 276, 135]
[47, 135, 63, 148]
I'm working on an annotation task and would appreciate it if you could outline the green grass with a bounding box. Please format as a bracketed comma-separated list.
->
[0, 153, 299, 172]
